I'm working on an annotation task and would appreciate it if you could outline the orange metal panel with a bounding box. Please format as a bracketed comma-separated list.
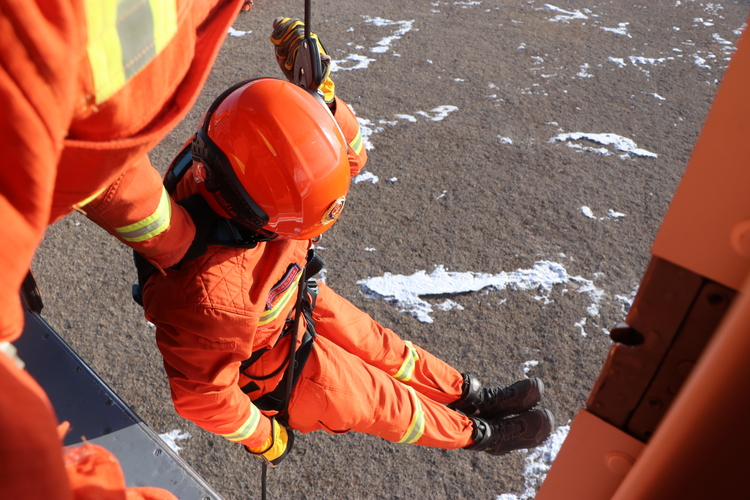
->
[536, 410, 645, 500]
[610, 272, 750, 500]
[651, 17, 750, 292]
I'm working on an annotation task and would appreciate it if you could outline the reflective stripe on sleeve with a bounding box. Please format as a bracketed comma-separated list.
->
[393, 340, 419, 382]
[84, 0, 178, 104]
[258, 279, 299, 326]
[348, 129, 364, 155]
[115, 187, 172, 242]
[398, 386, 425, 444]
[220, 405, 262, 442]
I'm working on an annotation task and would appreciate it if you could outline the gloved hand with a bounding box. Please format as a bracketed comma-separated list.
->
[270, 17, 335, 105]
[245, 418, 294, 467]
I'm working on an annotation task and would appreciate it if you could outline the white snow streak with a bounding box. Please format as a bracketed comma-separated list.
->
[354, 171, 379, 184]
[158, 429, 191, 454]
[332, 16, 413, 71]
[497, 425, 571, 500]
[522, 360, 539, 376]
[550, 132, 657, 158]
[435, 299, 465, 312]
[358, 261, 603, 324]
[357, 107, 458, 150]
[545, 4, 587, 23]
[227, 27, 250, 37]
[600, 23, 631, 37]
[416, 105, 459, 121]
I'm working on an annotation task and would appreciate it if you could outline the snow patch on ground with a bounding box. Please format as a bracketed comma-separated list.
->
[354, 171, 379, 184]
[227, 27, 250, 37]
[497, 425, 571, 500]
[522, 360, 539, 376]
[550, 132, 657, 158]
[158, 429, 191, 454]
[356, 107, 458, 149]
[581, 207, 627, 220]
[545, 4, 587, 23]
[435, 299, 465, 312]
[331, 17, 413, 71]
[358, 261, 603, 324]
[600, 22, 631, 37]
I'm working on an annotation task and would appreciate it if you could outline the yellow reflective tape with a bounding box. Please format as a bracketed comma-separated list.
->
[84, 0, 177, 104]
[258, 280, 299, 326]
[84, 0, 126, 104]
[349, 129, 363, 155]
[115, 187, 172, 242]
[76, 187, 107, 209]
[149, 0, 178, 52]
[398, 387, 425, 444]
[220, 405, 262, 442]
[393, 341, 419, 382]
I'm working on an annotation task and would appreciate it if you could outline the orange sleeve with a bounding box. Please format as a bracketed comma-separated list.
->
[332, 97, 368, 178]
[80, 155, 196, 269]
[0, 0, 83, 342]
[148, 304, 272, 449]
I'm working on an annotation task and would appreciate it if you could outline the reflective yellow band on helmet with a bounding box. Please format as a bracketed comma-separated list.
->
[349, 129, 364, 155]
[258, 279, 299, 326]
[398, 387, 425, 444]
[393, 341, 419, 382]
[84, 0, 178, 104]
[115, 187, 171, 242]
[220, 405, 262, 442]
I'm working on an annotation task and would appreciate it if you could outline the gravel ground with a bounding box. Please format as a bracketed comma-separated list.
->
[31, 1, 749, 498]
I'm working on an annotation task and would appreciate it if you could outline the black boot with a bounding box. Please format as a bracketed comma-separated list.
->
[465, 409, 554, 456]
[450, 374, 544, 418]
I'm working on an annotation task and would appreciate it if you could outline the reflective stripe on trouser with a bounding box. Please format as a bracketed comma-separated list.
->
[287, 334, 474, 449]
[312, 282, 465, 405]
[114, 186, 172, 242]
[83, 0, 178, 104]
[393, 340, 419, 382]
[348, 129, 364, 155]
[219, 404, 262, 442]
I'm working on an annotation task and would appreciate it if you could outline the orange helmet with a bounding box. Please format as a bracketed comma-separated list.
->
[190, 78, 350, 240]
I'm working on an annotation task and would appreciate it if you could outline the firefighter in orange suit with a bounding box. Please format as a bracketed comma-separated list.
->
[0, 1, 247, 498]
[138, 19, 555, 466]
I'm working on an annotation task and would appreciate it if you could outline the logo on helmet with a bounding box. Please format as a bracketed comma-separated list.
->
[321, 196, 346, 225]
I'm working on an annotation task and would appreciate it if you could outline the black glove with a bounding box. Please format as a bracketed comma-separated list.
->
[270, 17, 335, 105]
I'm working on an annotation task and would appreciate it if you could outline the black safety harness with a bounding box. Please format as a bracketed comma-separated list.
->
[239, 249, 323, 415]
[132, 144, 323, 418]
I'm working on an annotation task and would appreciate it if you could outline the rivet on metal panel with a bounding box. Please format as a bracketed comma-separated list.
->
[707, 293, 728, 308]
[605, 451, 635, 477]
[154, 449, 162, 456]
[648, 398, 662, 409]
[730, 219, 750, 258]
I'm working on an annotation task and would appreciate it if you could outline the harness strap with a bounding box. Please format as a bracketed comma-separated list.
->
[240, 250, 323, 413]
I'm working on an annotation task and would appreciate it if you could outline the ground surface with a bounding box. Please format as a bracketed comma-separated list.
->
[32, 1, 749, 499]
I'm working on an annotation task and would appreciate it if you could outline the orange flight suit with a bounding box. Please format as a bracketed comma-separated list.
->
[0, 0, 244, 498]
[141, 99, 476, 451]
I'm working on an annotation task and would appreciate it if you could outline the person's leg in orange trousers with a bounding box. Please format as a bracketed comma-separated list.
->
[311, 282, 466, 405]
[286, 333, 475, 449]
